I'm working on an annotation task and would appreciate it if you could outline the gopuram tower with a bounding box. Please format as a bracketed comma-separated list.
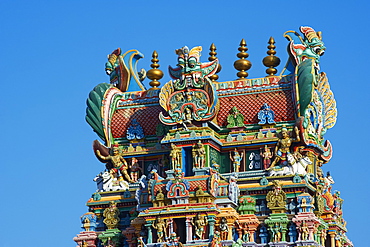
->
[73, 26, 353, 247]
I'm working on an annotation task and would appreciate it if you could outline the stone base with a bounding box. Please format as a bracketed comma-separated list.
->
[221, 240, 235, 246]
[73, 231, 99, 247]
[165, 170, 175, 179]
[193, 167, 210, 176]
[186, 239, 210, 245]
[295, 240, 319, 246]
[243, 242, 259, 247]
[268, 242, 290, 247]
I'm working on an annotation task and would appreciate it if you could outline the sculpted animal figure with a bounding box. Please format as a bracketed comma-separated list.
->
[96, 171, 129, 191]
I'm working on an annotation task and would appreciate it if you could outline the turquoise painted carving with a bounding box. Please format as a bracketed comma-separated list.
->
[86, 83, 112, 142]
[284, 26, 337, 160]
[105, 48, 146, 92]
[159, 46, 219, 127]
[258, 103, 275, 125]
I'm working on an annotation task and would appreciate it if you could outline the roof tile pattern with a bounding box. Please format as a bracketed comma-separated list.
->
[111, 106, 164, 138]
[217, 88, 295, 126]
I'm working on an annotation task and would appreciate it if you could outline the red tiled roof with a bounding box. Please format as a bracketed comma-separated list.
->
[217, 88, 295, 126]
[111, 106, 164, 138]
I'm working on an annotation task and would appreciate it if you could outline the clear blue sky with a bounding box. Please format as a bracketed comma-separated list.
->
[1, 1, 368, 246]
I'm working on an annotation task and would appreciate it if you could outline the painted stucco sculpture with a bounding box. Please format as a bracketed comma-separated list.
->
[74, 26, 352, 247]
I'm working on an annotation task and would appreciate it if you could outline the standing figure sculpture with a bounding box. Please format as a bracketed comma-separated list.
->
[129, 157, 142, 182]
[96, 145, 133, 183]
[219, 217, 229, 240]
[152, 216, 168, 243]
[261, 145, 273, 170]
[300, 222, 309, 241]
[192, 213, 208, 240]
[272, 223, 282, 242]
[192, 141, 206, 168]
[269, 126, 300, 170]
[170, 144, 182, 170]
[230, 149, 243, 173]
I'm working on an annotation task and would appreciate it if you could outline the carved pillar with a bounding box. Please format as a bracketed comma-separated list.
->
[145, 221, 153, 244]
[185, 217, 193, 242]
[329, 232, 336, 247]
[227, 221, 233, 240]
[208, 215, 216, 240]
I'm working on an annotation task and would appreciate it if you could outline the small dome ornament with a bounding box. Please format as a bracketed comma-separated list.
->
[147, 50, 164, 89]
[262, 37, 281, 76]
[234, 39, 252, 79]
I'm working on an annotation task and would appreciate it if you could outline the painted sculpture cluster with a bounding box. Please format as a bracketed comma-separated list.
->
[74, 26, 352, 247]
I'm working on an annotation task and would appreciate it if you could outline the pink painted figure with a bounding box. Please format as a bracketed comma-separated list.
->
[261, 145, 273, 170]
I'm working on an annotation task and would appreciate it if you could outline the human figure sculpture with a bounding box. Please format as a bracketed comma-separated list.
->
[192, 141, 206, 168]
[152, 216, 168, 243]
[300, 222, 309, 241]
[272, 223, 282, 242]
[230, 149, 243, 173]
[269, 126, 300, 170]
[129, 157, 142, 182]
[192, 213, 208, 239]
[219, 217, 229, 240]
[170, 144, 182, 170]
[261, 145, 273, 170]
[96, 145, 133, 183]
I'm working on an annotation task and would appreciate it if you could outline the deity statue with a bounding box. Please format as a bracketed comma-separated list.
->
[261, 145, 273, 170]
[300, 222, 309, 241]
[192, 141, 206, 168]
[129, 157, 142, 182]
[219, 217, 229, 240]
[96, 145, 133, 183]
[268, 126, 300, 170]
[192, 213, 208, 240]
[103, 201, 120, 229]
[272, 223, 282, 242]
[170, 144, 182, 170]
[230, 148, 244, 173]
[152, 216, 168, 243]
[182, 107, 194, 130]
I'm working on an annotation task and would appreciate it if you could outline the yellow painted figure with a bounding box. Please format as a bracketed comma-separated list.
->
[269, 126, 300, 170]
[96, 146, 133, 183]
[152, 216, 168, 243]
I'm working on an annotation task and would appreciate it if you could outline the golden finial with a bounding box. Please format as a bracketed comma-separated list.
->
[208, 43, 221, 81]
[146, 51, 163, 89]
[262, 37, 281, 76]
[234, 39, 252, 79]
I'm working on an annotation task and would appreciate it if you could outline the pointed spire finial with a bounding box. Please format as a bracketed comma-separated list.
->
[262, 37, 281, 76]
[208, 43, 221, 81]
[234, 39, 252, 79]
[147, 51, 163, 89]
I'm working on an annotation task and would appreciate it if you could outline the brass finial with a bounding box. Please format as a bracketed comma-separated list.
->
[234, 39, 252, 79]
[147, 51, 163, 88]
[208, 43, 221, 81]
[262, 37, 281, 76]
